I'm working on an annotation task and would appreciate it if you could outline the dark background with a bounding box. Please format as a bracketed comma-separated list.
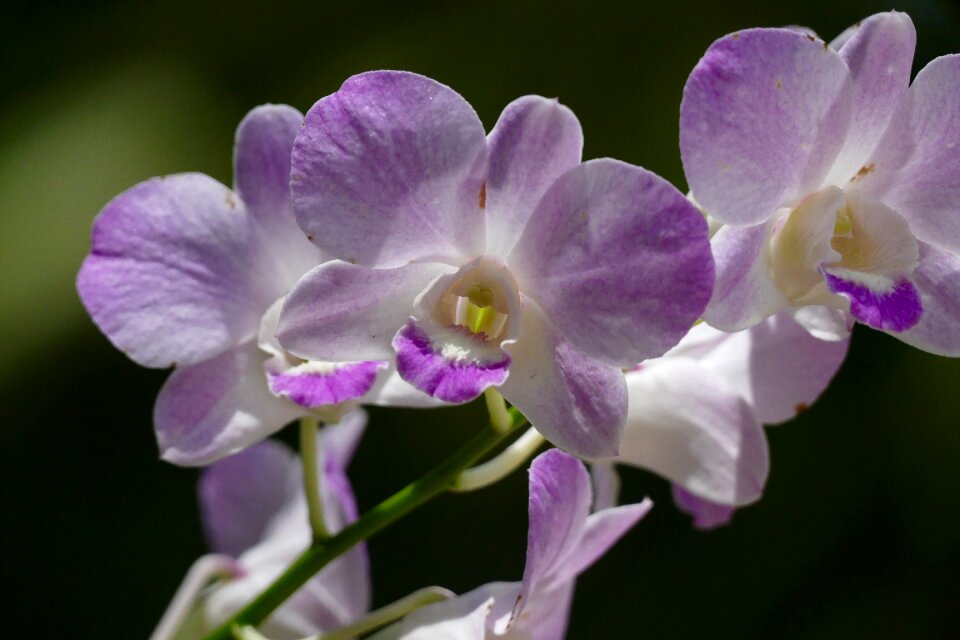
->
[2, 0, 959, 637]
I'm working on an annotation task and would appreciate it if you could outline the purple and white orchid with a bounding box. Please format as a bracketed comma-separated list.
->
[615, 312, 848, 528]
[682, 11, 960, 355]
[77, 104, 433, 466]
[167, 412, 369, 639]
[277, 71, 715, 458]
[370, 449, 651, 640]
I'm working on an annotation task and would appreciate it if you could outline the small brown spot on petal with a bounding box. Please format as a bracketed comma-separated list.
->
[794, 402, 809, 415]
[348, 257, 357, 264]
[732, 32, 740, 40]
[478, 182, 486, 209]
[306, 234, 315, 241]
[775, 78, 783, 89]
[823, 40, 829, 50]
[850, 163, 875, 182]
[806, 34, 816, 42]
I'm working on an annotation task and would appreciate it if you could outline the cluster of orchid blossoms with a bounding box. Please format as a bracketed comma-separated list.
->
[76, 10, 959, 640]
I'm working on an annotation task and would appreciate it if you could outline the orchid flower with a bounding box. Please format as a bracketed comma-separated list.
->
[369, 449, 651, 639]
[682, 11, 960, 354]
[162, 412, 369, 639]
[77, 105, 434, 466]
[277, 71, 715, 458]
[613, 312, 848, 528]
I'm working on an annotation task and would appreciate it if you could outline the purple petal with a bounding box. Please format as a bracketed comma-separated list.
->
[549, 498, 652, 585]
[199, 440, 298, 557]
[825, 12, 916, 185]
[515, 582, 574, 640]
[500, 299, 626, 459]
[291, 71, 488, 268]
[620, 358, 768, 506]
[206, 417, 371, 634]
[898, 242, 960, 356]
[672, 485, 736, 530]
[77, 174, 271, 368]
[318, 409, 367, 475]
[510, 159, 714, 367]
[309, 413, 371, 619]
[155, 342, 303, 466]
[233, 104, 323, 289]
[696, 313, 850, 425]
[823, 270, 922, 332]
[859, 54, 960, 255]
[268, 361, 386, 408]
[519, 449, 591, 612]
[590, 463, 621, 512]
[392, 321, 510, 403]
[485, 96, 583, 258]
[234, 104, 303, 225]
[277, 261, 448, 362]
[704, 221, 788, 331]
[681, 28, 853, 225]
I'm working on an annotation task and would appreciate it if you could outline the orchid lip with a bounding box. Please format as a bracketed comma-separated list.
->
[769, 189, 920, 317]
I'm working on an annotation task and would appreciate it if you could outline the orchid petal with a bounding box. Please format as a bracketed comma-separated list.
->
[704, 221, 788, 331]
[204, 416, 370, 635]
[590, 463, 621, 512]
[362, 366, 449, 408]
[485, 96, 583, 258]
[681, 28, 853, 225]
[267, 361, 385, 409]
[155, 342, 302, 467]
[672, 485, 736, 530]
[859, 54, 960, 254]
[233, 104, 323, 289]
[695, 313, 849, 424]
[519, 449, 591, 608]
[233, 104, 303, 228]
[500, 299, 626, 459]
[277, 261, 449, 362]
[549, 498, 652, 584]
[291, 71, 488, 268]
[392, 320, 511, 403]
[369, 591, 493, 640]
[199, 440, 299, 557]
[620, 359, 768, 505]
[823, 271, 922, 332]
[897, 242, 960, 356]
[788, 306, 853, 341]
[258, 297, 388, 409]
[826, 12, 916, 185]
[77, 174, 271, 368]
[510, 159, 714, 366]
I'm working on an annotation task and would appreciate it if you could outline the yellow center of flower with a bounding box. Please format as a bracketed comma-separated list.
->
[460, 284, 503, 336]
[833, 207, 853, 238]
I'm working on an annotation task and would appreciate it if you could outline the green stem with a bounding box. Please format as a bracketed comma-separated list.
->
[299, 417, 330, 541]
[202, 416, 521, 640]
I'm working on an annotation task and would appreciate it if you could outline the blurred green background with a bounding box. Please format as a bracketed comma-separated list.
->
[2, 0, 959, 637]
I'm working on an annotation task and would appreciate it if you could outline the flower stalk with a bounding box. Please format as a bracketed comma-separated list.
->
[299, 417, 330, 541]
[453, 426, 545, 492]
